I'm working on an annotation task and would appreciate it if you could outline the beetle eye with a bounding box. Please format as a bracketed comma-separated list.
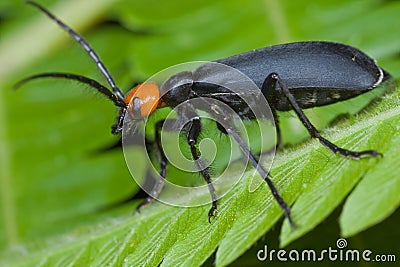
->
[124, 82, 161, 118]
[131, 97, 142, 118]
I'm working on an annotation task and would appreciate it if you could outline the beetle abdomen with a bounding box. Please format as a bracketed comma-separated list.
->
[215, 41, 390, 110]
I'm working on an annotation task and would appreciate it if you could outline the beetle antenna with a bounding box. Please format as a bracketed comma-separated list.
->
[26, 1, 125, 100]
[14, 72, 127, 108]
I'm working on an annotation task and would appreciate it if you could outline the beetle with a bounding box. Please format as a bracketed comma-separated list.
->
[16, 1, 391, 227]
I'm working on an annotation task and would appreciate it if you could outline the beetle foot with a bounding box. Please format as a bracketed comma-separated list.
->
[136, 196, 155, 213]
[208, 203, 218, 224]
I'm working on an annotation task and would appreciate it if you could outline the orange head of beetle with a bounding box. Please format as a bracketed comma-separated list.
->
[110, 82, 166, 134]
[124, 82, 161, 120]
[124, 82, 163, 120]
[108, 82, 163, 134]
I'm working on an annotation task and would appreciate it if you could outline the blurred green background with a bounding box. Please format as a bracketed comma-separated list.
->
[0, 0, 399, 266]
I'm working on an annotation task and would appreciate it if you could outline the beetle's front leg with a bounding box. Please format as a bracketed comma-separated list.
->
[136, 120, 169, 210]
[186, 116, 219, 223]
[111, 107, 126, 134]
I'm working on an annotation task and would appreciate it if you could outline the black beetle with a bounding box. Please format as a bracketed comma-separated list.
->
[16, 1, 391, 227]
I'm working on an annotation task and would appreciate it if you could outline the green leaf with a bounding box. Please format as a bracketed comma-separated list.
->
[280, 89, 400, 247]
[1, 0, 400, 266]
[340, 117, 400, 237]
[3, 88, 400, 266]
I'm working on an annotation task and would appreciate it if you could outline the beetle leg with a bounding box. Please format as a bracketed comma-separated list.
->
[223, 123, 295, 227]
[137, 120, 169, 210]
[111, 107, 126, 134]
[271, 108, 282, 150]
[260, 75, 282, 152]
[262, 73, 381, 159]
[187, 116, 219, 223]
[216, 121, 228, 134]
[208, 102, 295, 226]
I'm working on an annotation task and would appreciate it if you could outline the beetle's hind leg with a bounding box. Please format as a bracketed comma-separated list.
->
[226, 124, 295, 227]
[261, 73, 381, 159]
